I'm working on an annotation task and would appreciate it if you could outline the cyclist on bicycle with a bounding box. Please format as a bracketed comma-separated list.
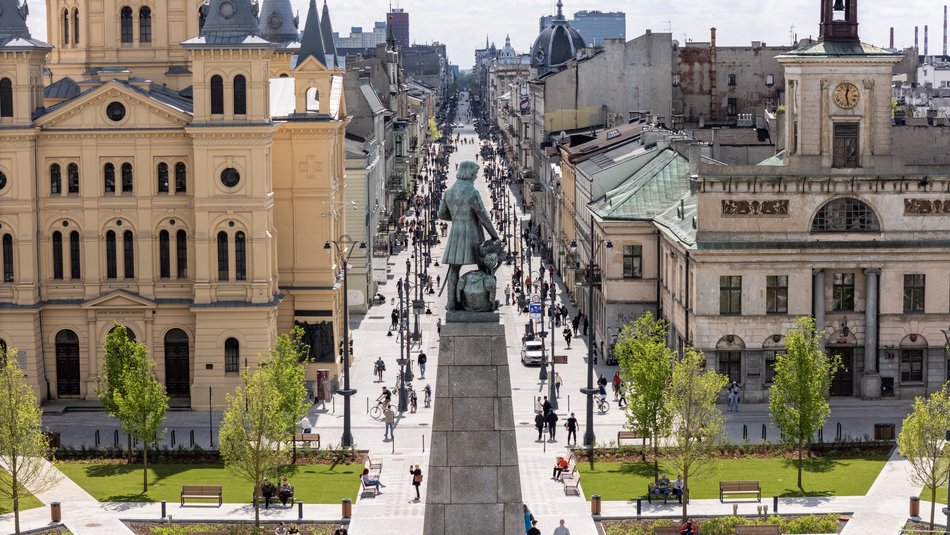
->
[378, 386, 392, 408]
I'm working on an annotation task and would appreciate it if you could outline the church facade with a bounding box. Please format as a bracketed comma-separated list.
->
[0, 0, 357, 408]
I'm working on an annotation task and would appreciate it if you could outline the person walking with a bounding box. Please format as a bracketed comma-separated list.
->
[563, 326, 572, 349]
[409, 464, 424, 501]
[417, 351, 428, 378]
[534, 411, 545, 441]
[542, 396, 551, 416]
[383, 405, 396, 440]
[565, 412, 578, 444]
[554, 372, 562, 397]
[553, 519, 571, 535]
[572, 314, 580, 336]
[612, 372, 621, 400]
[545, 409, 559, 441]
[374, 357, 386, 382]
[582, 314, 589, 336]
[534, 396, 543, 413]
[436, 317, 442, 337]
[504, 284, 511, 306]
[390, 309, 399, 332]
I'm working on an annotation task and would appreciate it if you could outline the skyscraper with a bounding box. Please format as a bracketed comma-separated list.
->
[387, 8, 409, 47]
[539, 9, 625, 46]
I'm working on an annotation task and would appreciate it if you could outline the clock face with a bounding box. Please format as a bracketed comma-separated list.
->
[833, 82, 859, 109]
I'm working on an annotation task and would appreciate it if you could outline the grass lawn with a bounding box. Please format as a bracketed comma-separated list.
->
[56, 462, 361, 504]
[577, 454, 888, 500]
[919, 486, 947, 505]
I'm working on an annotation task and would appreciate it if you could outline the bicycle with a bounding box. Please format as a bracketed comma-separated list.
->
[370, 399, 390, 420]
[596, 397, 610, 414]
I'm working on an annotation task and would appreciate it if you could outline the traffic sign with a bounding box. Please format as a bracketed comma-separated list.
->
[530, 293, 541, 304]
[529, 303, 542, 320]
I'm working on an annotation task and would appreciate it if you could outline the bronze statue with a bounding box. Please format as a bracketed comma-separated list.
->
[438, 160, 502, 312]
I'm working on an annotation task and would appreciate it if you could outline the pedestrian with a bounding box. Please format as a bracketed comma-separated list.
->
[374, 357, 386, 382]
[560, 304, 569, 324]
[554, 372, 562, 397]
[534, 396, 543, 413]
[565, 412, 578, 444]
[542, 396, 551, 416]
[409, 464, 423, 501]
[612, 372, 621, 400]
[417, 351, 428, 378]
[333, 525, 348, 535]
[504, 284, 511, 306]
[553, 519, 571, 535]
[275, 522, 288, 535]
[582, 314, 589, 336]
[390, 309, 399, 332]
[563, 327, 572, 349]
[572, 314, 580, 336]
[436, 317, 442, 337]
[523, 505, 535, 533]
[383, 405, 396, 440]
[528, 519, 541, 535]
[545, 409, 559, 440]
[534, 411, 545, 441]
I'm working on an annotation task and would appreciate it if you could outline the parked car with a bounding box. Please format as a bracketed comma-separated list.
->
[521, 340, 544, 366]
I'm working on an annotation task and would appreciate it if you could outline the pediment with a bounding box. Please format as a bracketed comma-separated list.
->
[35, 81, 192, 131]
[81, 290, 157, 311]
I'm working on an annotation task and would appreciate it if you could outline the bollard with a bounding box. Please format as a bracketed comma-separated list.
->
[761, 424, 767, 441]
[742, 425, 747, 441]
[342, 498, 352, 518]
[171, 429, 176, 447]
[773, 495, 778, 513]
[392, 436, 395, 454]
[591, 494, 601, 515]
[332, 396, 336, 414]
[422, 434, 425, 453]
[50, 502, 61, 523]
[817, 428, 823, 443]
[836, 422, 842, 440]
[298, 500, 304, 520]
[636, 497, 642, 516]
[95, 429, 101, 447]
[366, 397, 369, 414]
[190, 430, 195, 447]
[733, 503, 738, 515]
[114, 429, 120, 447]
[161, 500, 166, 518]
[567, 395, 570, 412]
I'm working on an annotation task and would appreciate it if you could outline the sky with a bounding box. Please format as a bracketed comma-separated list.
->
[23, 0, 947, 67]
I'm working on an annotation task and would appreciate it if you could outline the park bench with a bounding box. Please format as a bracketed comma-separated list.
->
[555, 452, 577, 482]
[253, 484, 295, 507]
[735, 525, 780, 535]
[180, 485, 223, 506]
[561, 467, 581, 495]
[653, 527, 680, 535]
[365, 452, 383, 475]
[359, 477, 379, 498]
[293, 433, 321, 449]
[617, 431, 651, 445]
[719, 480, 761, 502]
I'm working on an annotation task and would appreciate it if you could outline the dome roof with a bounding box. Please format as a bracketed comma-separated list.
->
[530, 0, 585, 69]
[498, 34, 517, 58]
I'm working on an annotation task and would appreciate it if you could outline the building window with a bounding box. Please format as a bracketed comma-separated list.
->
[900, 349, 924, 383]
[120, 6, 133, 44]
[622, 245, 642, 279]
[719, 275, 742, 315]
[63, 9, 70, 45]
[175, 162, 187, 193]
[235, 231, 247, 281]
[50, 164, 62, 194]
[217, 231, 229, 281]
[727, 98, 737, 116]
[157, 163, 169, 193]
[903, 274, 925, 313]
[833, 123, 860, 168]
[121, 162, 133, 193]
[105, 230, 117, 279]
[52, 231, 64, 280]
[69, 231, 81, 280]
[728, 73, 737, 86]
[306, 87, 319, 112]
[67, 163, 79, 194]
[812, 198, 879, 233]
[224, 337, 240, 373]
[0, 78, 12, 118]
[123, 230, 134, 278]
[2, 234, 13, 282]
[73, 9, 80, 44]
[766, 275, 788, 314]
[159, 230, 170, 278]
[233, 75, 247, 115]
[210, 75, 224, 115]
[139, 7, 151, 44]
[176, 229, 187, 278]
[104, 163, 116, 193]
[718, 351, 741, 383]
[764, 350, 784, 384]
[832, 273, 855, 311]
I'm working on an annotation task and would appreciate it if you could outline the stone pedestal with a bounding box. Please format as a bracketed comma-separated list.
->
[862, 372, 881, 400]
[423, 321, 524, 535]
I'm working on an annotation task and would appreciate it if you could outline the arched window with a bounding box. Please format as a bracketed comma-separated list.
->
[0, 78, 13, 118]
[50, 163, 62, 194]
[63, 9, 70, 45]
[210, 75, 224, 115]
[224, 337, 240, 372]
[120, 6, 133, 43]
[69, 231, 81, 279]
[103, 163, 115, 193]
[175, 162, 187, 193]
[108, 325, 137, 342]
[121, 162, 133, 193]
[123, 230, 134, 278]
[67, 163, 79, 194]
[73, 9, 80, 44]
[159, 230, 170, 278]
[176, 229, 187, 278]
[233, 75, 247, 115]
[52, 231, 64, 280]
[235, 231, 246, 281]
[811, 197, 880, 233]
[306, 87, 319, 112]
[105, 230, 117, 279]
[157, 162, 169, 193]
[139, 7, 152, 44]
[217, 231, 229, 281]
[2, 234, 13, 282]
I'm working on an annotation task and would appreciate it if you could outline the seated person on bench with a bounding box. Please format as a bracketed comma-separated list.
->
[278, 477, 293, 506]
[672, 475, 684, 503]
[552, 456, 569, 480]
[657, 473, 671, 498]
[361, 468, 386, 493]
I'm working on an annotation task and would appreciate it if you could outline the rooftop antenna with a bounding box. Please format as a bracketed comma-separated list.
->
[789, 25, 796, 45]
[664, 20, 672, 33]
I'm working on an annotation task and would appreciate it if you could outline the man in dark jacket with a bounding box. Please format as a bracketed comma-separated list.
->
[534, 411, 545, 441]
[545, 410, 559, 441]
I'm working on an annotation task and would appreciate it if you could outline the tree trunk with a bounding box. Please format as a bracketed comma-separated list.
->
[143, 443, 149, 492]
[128, 434, 133, 463]
[13, 493, 19, 534]
[796, 445, 803, 490]
[254, 490, 260, 527]
[930, 485, 936, 529]
[681, 471, 689, 522]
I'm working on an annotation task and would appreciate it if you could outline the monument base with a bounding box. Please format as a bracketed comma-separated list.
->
[861, 373, 881, 400]
[445, 310, 500, 323]
[423, 321, 524, 535]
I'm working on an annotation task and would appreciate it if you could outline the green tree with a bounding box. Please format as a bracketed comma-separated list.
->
[219, 363, 286, 527]
[0, 355, 59, 534]
[98, 325, 139, 460]
[665, 348, 728, 522]
[267, 329, 310, 463]
[897, 386, 950, 529]
[769, 316, 840, 490]
[113, 343, 168, 492]
[615, 312, 674, 481]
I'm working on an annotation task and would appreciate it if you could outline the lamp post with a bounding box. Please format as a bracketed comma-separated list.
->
[571, 214, 613, 453]
[398, 260, 412, 412]
[548, 276, 558, 410]
[323, 239, 367, 448]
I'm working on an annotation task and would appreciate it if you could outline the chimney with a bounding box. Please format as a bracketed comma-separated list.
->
[712, 127, 721, 161]
[890, 27, 894, 49]
[945, 5, 948, 56]
[915, 26, 919, 51]
[688, 143, 702, 174]
[925, 25, 929, 56]
[710, 27, 718, 122]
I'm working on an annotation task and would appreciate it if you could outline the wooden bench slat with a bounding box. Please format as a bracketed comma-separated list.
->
[181, 484, 223, 506]
[719, 480, 761, 502]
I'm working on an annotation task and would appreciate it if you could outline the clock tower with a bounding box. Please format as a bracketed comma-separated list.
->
[777, 0, 902, 172]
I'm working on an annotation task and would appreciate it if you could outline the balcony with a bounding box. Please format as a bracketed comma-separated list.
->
[573, 266, 603, 286]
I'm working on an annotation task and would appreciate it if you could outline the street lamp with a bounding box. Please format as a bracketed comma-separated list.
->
[323, 239, 367, 448]
[548, 278, 559, 410]
[571, 214, 613, 454]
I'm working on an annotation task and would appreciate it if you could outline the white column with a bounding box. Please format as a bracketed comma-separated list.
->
[862, 268, 881, 399]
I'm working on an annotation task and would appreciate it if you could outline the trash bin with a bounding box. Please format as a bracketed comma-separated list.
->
[591, 494, 601, 515]
[874, 423, 896, 440]
[341, 498, 352, 518]
[910, 496, 920, 517]
[50, 502, 61, 523]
